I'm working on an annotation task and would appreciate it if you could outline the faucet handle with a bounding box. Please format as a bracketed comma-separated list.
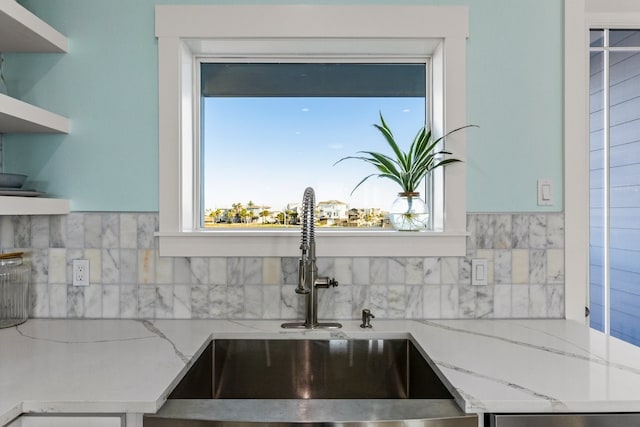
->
[316, 277, 338, 288]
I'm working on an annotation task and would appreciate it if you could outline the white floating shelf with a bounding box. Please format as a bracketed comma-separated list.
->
[0, 196, 69, 215]
[0, 93, 69, 134]
[0, 0, 67, 53]
[0, 1, 71, 217]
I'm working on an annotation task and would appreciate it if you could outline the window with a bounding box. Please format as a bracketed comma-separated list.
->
[155, 5, 469, 257]
[199, 62, 427, 229]
[589, 29, 640, 345]
[564, 0, 640, 322]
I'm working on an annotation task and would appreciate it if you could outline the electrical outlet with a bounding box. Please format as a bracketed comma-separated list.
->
[73, 259, 89, 287]
[471, 258, 488, 286]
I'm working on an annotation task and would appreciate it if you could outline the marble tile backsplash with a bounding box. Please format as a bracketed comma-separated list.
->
[0, 213, 564, 320]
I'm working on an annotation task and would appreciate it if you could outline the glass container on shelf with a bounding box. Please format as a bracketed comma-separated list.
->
[0, 253, 30, 328]
[389, 192, 429, 231]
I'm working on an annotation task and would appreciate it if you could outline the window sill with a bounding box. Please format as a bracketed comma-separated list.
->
[156, 230, 468, 257]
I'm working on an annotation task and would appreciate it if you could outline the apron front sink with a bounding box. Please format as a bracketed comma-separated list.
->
[170, 338, 453, 400]
[143, 339, 477, 426]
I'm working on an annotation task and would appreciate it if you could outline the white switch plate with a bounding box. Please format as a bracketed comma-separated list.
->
[471, 258, 488, 286]
[72, 259, 89, 287]
[537, 179, 552, 206]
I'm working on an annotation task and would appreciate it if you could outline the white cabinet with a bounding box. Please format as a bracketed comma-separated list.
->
[0, 0, 70, 215]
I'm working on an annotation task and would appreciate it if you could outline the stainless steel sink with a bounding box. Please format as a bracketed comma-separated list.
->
[169, 339, 452, 400]
[144, 339, 477, 426]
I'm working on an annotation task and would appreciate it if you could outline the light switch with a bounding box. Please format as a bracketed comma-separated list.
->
[537, 179, 552, 206]
[471, 258, 488, 286]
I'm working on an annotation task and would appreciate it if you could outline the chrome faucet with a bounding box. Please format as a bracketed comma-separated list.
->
[360, 308, 375, 328]
[282, 187, 341, 329]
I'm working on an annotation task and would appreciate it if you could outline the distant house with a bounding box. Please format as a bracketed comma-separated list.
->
[286, 202, 301, 216]
[246, 204, 271, 223]
[347, 207, 387, 228]
[317, 200, 348, 226]
[348, 208, 360, 224]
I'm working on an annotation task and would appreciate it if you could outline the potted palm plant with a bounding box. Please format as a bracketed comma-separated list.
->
[335, 113, 474, 231]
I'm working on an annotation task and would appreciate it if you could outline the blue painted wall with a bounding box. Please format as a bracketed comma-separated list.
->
[3, 0, 563, 212]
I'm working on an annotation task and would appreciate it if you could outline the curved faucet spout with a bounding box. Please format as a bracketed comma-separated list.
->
[295, 187, 316, 295]
[300, 187, 316, 251]
[282, 187, 342, 329]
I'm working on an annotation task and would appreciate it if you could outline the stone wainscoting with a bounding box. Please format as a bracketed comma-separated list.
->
[0, 213, 564, 320]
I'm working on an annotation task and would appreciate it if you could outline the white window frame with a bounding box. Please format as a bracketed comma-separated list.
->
[564, 0, 640, 322]
[155, 5, 469, 257]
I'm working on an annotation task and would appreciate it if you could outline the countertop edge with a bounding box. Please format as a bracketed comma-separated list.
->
[4, 318, 640, 423]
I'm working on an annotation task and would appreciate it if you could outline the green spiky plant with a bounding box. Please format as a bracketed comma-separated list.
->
[335, 113, 473, 194]
[335, 113, 475, 230]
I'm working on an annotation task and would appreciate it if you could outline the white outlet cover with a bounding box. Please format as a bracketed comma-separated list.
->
[471, 258, 488, 286]
[537, 179, 553, 206]
[73, 259, 90, 287]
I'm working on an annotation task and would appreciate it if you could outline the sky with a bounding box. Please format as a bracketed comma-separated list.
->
[202, 97, 426, 212]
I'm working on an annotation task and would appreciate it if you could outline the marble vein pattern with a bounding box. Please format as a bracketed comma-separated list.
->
[49, 215, 66, 248]
[84, 214, 102, 249]
[137, 214, 156, 249]
[420, 320, 640, 376]
[209, 285, 228, 318]
[0, 320, 640, 424]
[435, 360, 567, 411]
[66, 213, 84, 249]
[173, 285, 191, 319]
[332, 285, 352, 318]
[407, 285, 425, 318]
[139, 285, 156, 318]
[13, 321, 157, 344]
[511, 214, 530, 248]
[475, 214, 494, 249]
[387, 257, 405, 284]
[66, 286, 84, 318]
[423, 257, 440, 285]
[405, 258, 423, 285]
[493, 214, 512, 249]
[529, 215, 547, 249]
[5, 318, 640, 425]
[101, 213, 119, 249]
[140, 320, 190, 363]
[0, 213, 564, 320]
[102, 248, 120, 284]
[31, 216, 49, 249]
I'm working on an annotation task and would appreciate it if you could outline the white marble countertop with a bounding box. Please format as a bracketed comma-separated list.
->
[2, 318, 640, 425]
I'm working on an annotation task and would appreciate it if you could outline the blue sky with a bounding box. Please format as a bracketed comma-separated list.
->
[202, 97, 425, 211]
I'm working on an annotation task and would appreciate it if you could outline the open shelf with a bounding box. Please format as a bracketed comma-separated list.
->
[0, 93, 69, 133]
[0, 0, 71, 215]
[0, 196, 69, 215]
[0, 0, 67, 53]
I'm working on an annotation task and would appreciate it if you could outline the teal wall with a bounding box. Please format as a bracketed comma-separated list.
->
[4, 0, 563, 212]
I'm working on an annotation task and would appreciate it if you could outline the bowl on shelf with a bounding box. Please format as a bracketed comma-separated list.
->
[0, 173, 27, 188]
